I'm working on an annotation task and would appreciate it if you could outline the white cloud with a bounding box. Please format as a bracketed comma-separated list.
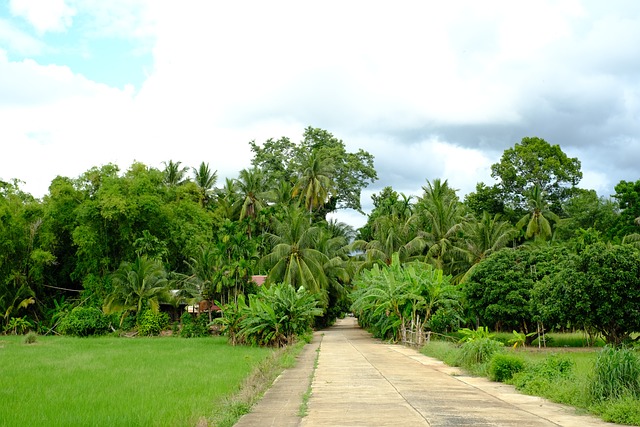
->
[0, 17, 46, 55]
[10, 0, 76, 33]
[2, 0, 640, 228]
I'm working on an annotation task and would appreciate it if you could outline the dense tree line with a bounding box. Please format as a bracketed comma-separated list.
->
[2, 131, 640, 345]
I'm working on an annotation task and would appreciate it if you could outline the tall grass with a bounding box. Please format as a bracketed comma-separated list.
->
[588, 346, 640, 401]
[0, 335, 273, 426]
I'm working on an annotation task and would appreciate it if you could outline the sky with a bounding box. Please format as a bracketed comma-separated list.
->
[1, 0, 639, 228]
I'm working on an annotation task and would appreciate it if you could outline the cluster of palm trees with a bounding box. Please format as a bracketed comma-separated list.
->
[353, 179, 522, 283]
[101, 158, 563, 326]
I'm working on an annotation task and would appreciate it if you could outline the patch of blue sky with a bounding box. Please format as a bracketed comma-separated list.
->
[37, 35, 152, 89]
[0, 5, 152, 90]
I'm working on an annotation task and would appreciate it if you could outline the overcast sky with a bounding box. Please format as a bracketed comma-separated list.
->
[1, 1, 639, 228]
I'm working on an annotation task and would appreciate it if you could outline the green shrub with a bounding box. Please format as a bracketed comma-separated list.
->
[459, 337, 504, 369]
[489, 353, 525, 382]
[180, 312, 209, 338]
[59, 307, 110, 336]
[592, 395, 640, 425]
[512, 354, 574, 394]
[235, 283, 323, 347]
[23, 332, 38, 344]
[137, 310, 170, 336]
[588, 346, 640, 402]
[427, 308, 460, 333]
[5, 317, 32, 335]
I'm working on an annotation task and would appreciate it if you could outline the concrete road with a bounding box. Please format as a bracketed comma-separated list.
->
[236, 317, 616, 427]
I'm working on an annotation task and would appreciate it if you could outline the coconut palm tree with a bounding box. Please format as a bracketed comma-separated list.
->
[259, 206, 330, 304]
[517, 184, 560, 241]
[235, 168, 272, 221]
[414, 179, 467, 273]
[162, 160, 189, 187]
[458, 212, 518, 283]
[234, 168, 273, 238]
[104, 256, 170, 325]
[193, 162, 218, 207]
[292, 152, 334, 215]
[351, 213, 424, 270]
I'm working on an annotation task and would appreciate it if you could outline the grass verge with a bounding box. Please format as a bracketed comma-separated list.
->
[298, 334, 323, 417]
[421, 339, 640, 425]
[209, 336, 309, 426]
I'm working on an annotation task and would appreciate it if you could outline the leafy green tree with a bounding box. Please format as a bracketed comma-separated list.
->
[104, 255, 170, 326]
[491, 137, 582, 213]
[554, 189, 619, 242]
[0, 180, 54, 329]
[358, 186, 413, 241]
[463, 248, 534, 333]
[611, 179, 640, 240]
[541, 243, 640, 346]
[351, 253, 458, 342]
[250, 127, 377, 213]
[463, 182, 508, 219]
[351, 214, 423, 269]
[249, 136, 297, 185]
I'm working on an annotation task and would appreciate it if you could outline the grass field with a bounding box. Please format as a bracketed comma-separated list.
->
[0, 335, 276, 426]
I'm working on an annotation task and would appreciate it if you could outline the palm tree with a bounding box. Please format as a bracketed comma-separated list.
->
[234, 168, 273, 238]
[193, 162, 218, 207]
[351, 214, 424, 269]
[516, 184, 560, 241]
[414, 179, 467, 272]
[458, 212, 517, 282]
[259, 206, 330, 304]
[292, 152, 334, 215]
[104, 256, 170, 325]
[162, 160, 189, 187]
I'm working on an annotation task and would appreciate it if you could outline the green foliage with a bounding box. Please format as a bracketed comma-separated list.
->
[592, 395, 640, 425]
[351, 253, 459, 342]
[541, 243, 640, 345]
[458, 337, 504, 370]
[214, 296, 246, 345]
[463, 248, 534, 332]
[588, 346, 640, 402]
[511, 354, 574, 394]
[5, 316, 32, 334]
[179, 312, 210, 338]
[611, 179, 640, 239]
[58, 306, 110, 336]
[489, 353, 526, 382]
[490, 136, 582, 213]
[237, 283, 323, 347]
[426, 307, 460, 334]
[104, 255, 170, 324]
[250, 127, 377, 213]
[508, 330, 536, 349]
[137, 309, 170, 336]
[458, 326, 494, 342]
[259, 206, 331, 303]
